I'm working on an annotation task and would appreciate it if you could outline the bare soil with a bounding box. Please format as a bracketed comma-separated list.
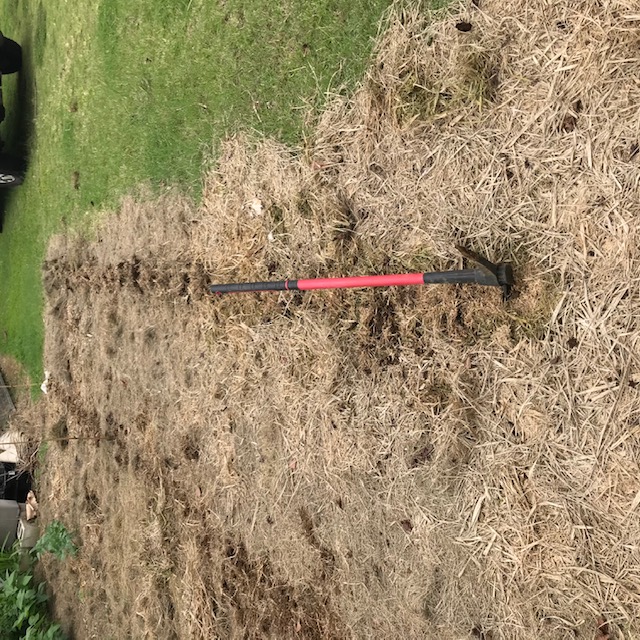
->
[8, 1, 640, 638]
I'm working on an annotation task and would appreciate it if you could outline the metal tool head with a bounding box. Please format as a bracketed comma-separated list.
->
[456, 245, 515, 300]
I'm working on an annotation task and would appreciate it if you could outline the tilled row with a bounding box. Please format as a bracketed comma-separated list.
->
[43, 256, 211, 304]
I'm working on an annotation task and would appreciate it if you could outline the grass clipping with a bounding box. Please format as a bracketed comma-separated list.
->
[26, 0, 640, 638]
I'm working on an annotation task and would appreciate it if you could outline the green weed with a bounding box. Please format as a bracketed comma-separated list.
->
[32, 521, 78, 561]
[0, 520, 77, 639]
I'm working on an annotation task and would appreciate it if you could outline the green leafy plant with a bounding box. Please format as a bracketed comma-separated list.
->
[0, 546, 19, 573]
[0, 550, 64, 639]
[32, 521, 78, 561]
[0, 521, 78, 639]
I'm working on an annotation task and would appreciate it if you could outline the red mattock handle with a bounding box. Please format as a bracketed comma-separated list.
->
[298, 272, 425, 290]
[209, 273, 425, 294]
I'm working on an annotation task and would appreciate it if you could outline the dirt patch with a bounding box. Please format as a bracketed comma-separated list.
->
[0, 355, 30, 388]
[0, 354, 34, 416]
[17, 1, 640, 638]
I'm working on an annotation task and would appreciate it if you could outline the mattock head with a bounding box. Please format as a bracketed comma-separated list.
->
[456, 245, 515, 301]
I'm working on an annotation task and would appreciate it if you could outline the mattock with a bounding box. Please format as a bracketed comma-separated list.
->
[209, 245, 514, 301]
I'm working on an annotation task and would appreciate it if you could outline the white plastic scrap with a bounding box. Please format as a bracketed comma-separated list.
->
[248, 197, 264, 217]
[40, 370, 51, 395]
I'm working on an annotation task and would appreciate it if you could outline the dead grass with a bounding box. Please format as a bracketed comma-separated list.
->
[11, 0, 640, 638]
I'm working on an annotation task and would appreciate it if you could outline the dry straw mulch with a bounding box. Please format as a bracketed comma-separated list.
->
[15, 0, 640, 638]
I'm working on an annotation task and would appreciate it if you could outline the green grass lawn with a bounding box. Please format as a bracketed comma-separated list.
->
[0, 0, 394, 382]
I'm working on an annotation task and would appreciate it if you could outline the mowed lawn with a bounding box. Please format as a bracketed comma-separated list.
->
[0, 0, 392, 382]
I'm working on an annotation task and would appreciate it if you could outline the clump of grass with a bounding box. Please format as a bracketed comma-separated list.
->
[456, 48, 500, 107]
[394, 46, 501, 126]
[395, 71, 445, 124]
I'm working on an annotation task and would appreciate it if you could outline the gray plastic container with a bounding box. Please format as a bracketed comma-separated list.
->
[0, 498, 19, 548]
